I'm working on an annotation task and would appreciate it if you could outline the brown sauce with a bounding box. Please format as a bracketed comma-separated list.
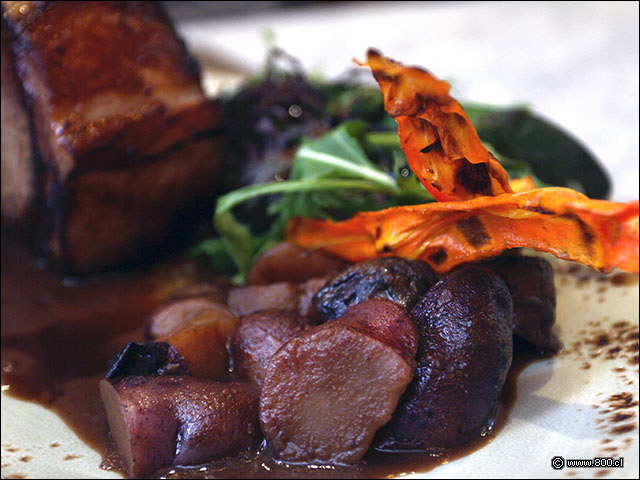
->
[152, 349, 537, 480]
[1, 240, 544, 479]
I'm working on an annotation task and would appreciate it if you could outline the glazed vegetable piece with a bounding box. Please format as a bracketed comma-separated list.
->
[260, 299, 417, 464]
[159, 308, 238, 380]
[313, 257, 436, 321]
[287, 187, 640, 274]
[145, 296, 234, 339]
[376, 266, 513, 450]
[335, 298, 418, 363]
[230, 310, 312, 387]
[297, 277, 329, 318]
[227, 279, 327, 319]
[165, 282, 229, 303]
[145, 297, 238, 380]
[246, 242, 345, 285]
[227, 283, 298, 317]
[100, 376, 260, 478]
[480, 255, 559, 351]
[360, 49, 512, 201]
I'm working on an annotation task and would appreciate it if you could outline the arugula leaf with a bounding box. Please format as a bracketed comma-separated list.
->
[290, 121, 399, 190]
[196, 122, 433, 281]
[361, 129, 550, 188]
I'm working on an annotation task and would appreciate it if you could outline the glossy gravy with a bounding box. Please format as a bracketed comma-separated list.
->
[1, 240, 544, 479]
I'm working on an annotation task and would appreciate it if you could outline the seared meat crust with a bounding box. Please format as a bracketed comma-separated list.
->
[1, 1, 223, 272]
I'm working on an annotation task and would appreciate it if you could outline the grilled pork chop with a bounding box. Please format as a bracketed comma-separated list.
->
[1, 1, 223, 272]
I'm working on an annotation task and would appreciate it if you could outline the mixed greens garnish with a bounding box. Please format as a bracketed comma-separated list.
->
[194, 50, 611, 282]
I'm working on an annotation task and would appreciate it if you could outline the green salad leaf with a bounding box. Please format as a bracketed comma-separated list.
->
[193, 64, 612, 282]
[202, 121, 433, 282]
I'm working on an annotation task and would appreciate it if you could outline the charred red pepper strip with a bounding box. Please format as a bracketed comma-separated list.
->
[510, 176, 536, 193]
[286, 188, 639, 274]
[360, 49, 512, 201]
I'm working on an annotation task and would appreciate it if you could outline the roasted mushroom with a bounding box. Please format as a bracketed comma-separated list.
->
[105, 342, 190, 383]
[260, 299, 417, 464]
[312, 257, 437, 321]
[376, 266, 513, 450]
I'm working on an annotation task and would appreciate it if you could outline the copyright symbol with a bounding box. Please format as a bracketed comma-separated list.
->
[551, 456, 565, 470]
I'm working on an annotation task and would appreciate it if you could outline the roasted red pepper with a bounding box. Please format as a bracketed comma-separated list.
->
[288, 51, 639, 274]
[361, 49, 512, 201]
[287, 188, 639, 274]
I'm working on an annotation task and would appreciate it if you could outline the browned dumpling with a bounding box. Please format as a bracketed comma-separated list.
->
[159, 309, 238, 380]
[227, 283, 299, 317]
[259, 299, 417, 464]
[480, 255, 559, 351]
[145, 296, 234, 339]
[230, 310, 312, 387]
[227, 278, 327, 319]
[164, 282, 229, 304]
